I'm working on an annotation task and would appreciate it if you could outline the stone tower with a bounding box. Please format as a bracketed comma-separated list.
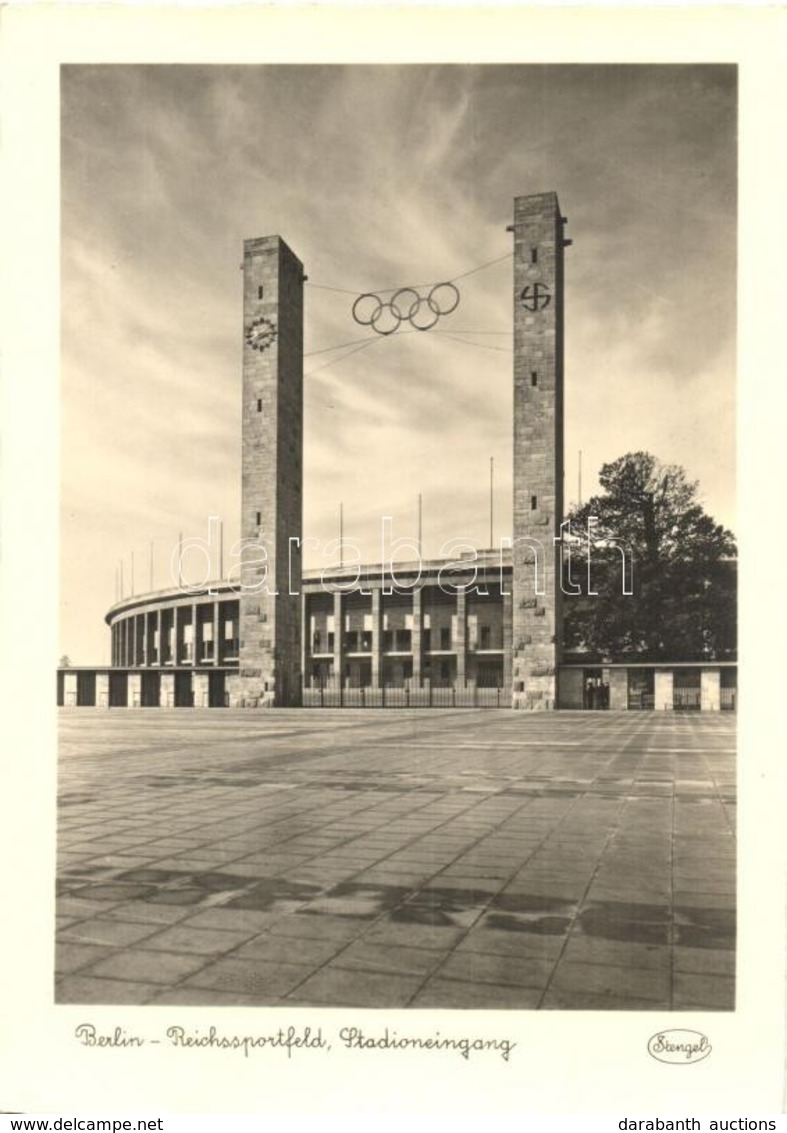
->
[229, 235, 304, 707]
[510, 192, 568, 709]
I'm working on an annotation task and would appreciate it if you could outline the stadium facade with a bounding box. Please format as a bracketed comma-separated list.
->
[58, 192, 736, 712]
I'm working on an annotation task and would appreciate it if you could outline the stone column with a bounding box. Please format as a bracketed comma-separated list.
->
[156, 609, 162, 667]
[160, 671, 175, 708]
[510, 191, 567, 710]
[412, 587, 422, 688]
[609, 668, 628, 711]
[173, 607, 180, 667]
[371, 587, 382, 688]
[212, 601, 220, 666]
[455, 588, 467, 688]
[63, 671, 77, 707]
[96, 672, 109, 708]
[237, 235, 304, 708]
[193, 671, 210, 708]
[127, 672, 141, 708]
[333, 589, 344, 691]
[701, 668, 721, 712]
[192, 603, 199, 666]
[654, 670, 674, 711]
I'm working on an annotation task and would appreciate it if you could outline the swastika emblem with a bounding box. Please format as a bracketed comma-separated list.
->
[520, 283, 551, 312]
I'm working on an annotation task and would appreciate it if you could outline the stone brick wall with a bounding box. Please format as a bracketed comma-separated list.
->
[231, 236, 304, 707]
[511, 192, 567, 709]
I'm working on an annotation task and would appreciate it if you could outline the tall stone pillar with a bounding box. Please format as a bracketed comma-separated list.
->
[412, 587, 423, 688]
[510, 192, 568, 710]
[156, 609, 162, 667]
[212, 602, 220, 666]
[192, 603, 199, 666]
[455, 589, 467, 688]
[371, 587, 382, 689]
[231, 235, 304, 708]
[333, 590, 344, 691]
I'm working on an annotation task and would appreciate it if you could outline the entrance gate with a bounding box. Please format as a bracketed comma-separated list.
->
[76, 671, 96, 707]
[140, 671, 160, 708]
[673, 668, 701, 711]
[209, 671, 227, 708]
[174, 671, 194, 708]
[302, 681, 507, 709]
[108, 672, 128, 707]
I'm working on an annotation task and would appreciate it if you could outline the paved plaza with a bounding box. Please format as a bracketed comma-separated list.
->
[55, 709, 736, 1010]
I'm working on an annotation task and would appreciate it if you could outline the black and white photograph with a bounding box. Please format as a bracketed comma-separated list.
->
[55, 60, 738, 1013]
[1, 5, 785, 1118]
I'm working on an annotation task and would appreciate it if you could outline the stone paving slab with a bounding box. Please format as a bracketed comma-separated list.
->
[55, 708, 736, 1010]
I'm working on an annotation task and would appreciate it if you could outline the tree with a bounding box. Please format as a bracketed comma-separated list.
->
[562, 452, 736, 661]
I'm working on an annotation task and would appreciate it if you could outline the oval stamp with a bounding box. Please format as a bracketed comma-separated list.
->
[647, 1030, 712, 1064]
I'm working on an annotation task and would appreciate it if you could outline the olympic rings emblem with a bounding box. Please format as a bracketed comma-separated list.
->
[352, 282, 460, 336]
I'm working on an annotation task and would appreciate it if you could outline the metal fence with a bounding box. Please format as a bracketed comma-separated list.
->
[628, 692, 655, 711]
[720, 687, 736, 711]
[673, 687, 702, 711]
[302, 684, 508, 709]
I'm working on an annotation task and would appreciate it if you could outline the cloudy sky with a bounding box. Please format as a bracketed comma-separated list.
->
[61, 64, 736, 663]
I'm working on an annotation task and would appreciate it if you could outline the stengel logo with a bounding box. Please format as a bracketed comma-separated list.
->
[647, 1030, 712, 1064]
